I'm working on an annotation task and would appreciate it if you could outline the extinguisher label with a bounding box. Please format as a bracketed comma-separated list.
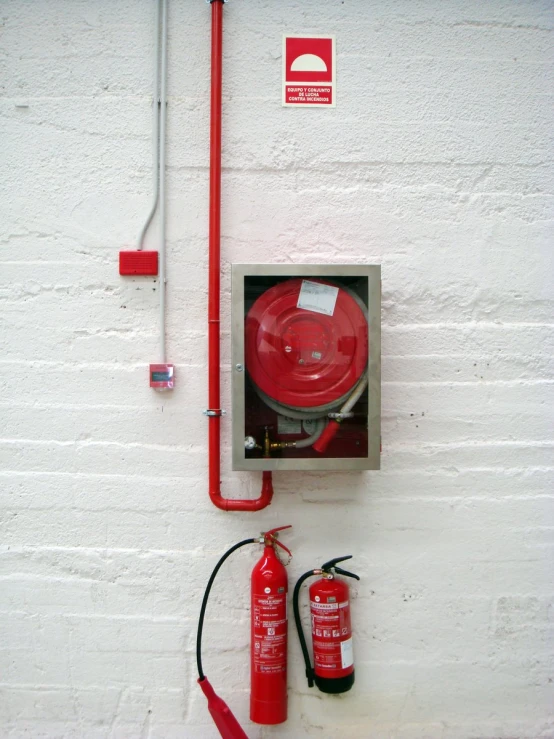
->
[252, 594, 287, 674]
[311, 598, 352, 675]
[311, 602, 338, 611]
[340, 637, 354, 669]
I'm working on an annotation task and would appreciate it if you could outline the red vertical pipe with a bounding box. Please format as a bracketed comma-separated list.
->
[208, 0, 273, 511]
[208, 0, 223, 506]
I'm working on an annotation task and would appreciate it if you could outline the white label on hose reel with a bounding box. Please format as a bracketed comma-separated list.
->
[297, 280, 339, 316]
[277, 415, 302, 434]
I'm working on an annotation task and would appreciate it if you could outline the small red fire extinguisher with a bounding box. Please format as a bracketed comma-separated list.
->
[293, 555, 360, 694]
[196, 526, 292, 739]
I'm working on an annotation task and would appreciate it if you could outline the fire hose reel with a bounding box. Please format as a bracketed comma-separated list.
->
[232, 265, 381, 472]
[245, 277, 367, 408]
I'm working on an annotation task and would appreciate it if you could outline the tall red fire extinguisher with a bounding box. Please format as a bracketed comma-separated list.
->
[293, 555, 360, 694]
[250, 527, 291, 724]
[196, 526, 292, 739]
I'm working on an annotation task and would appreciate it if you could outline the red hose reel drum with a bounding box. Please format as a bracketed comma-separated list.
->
[245, 279, 368, 408]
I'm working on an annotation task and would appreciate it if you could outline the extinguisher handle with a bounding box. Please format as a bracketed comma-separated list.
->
[321, 554, 353, 571]
[334, 566, 360, 581]
[322, 556, 360, 581]
[263, 525, 292, 537]
[292, 570, 318, 688]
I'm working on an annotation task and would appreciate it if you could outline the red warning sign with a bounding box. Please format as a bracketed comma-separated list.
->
[282, 35, 336, 107]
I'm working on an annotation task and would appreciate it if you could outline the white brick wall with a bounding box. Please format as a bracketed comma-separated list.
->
[1, 0, 553, 736]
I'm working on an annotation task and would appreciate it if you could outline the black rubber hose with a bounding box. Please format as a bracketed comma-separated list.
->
[292, 570, 317, 688]
[196, 538, 256, 681]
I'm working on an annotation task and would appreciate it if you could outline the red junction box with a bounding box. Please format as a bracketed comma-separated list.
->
[119, 250, 159, 276]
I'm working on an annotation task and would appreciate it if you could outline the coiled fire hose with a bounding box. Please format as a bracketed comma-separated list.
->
[245, 278, 369, 453]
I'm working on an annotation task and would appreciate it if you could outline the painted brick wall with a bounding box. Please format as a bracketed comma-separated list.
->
[1, 1, 553, 737]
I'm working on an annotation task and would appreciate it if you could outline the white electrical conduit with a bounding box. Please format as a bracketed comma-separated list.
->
[135, 0, 168, 364]
[137, 0, 161, 250]
[158, 0, 168, 363]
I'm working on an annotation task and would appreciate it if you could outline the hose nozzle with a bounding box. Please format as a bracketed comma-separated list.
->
[198, 677, 248, 739]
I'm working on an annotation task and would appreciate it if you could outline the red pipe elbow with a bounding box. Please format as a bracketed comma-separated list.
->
[209, 473, 274, 512]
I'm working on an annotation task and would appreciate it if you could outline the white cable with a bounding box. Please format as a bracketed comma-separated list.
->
[136, 0, 161, 250]
[158, 0, 168, 362]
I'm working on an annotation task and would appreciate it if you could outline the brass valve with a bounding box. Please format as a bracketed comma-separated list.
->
[263, 428, 295, 457]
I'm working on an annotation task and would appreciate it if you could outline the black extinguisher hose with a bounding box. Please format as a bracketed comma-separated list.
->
[196, 538, 256, 680]
[292, 570, 317, 688]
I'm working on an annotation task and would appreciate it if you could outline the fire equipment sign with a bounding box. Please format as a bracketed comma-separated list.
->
[282, 35, 336, 107]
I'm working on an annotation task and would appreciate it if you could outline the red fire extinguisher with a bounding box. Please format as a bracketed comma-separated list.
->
[293, 555, 360, 694]
[250, 527, 291, 724]
[196, 526, 292, 738]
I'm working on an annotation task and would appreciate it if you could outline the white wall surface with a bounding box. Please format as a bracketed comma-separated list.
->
[1, 0, 553, 737]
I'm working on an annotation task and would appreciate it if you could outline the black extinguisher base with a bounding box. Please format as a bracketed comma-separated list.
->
[314, 670, 355, 694]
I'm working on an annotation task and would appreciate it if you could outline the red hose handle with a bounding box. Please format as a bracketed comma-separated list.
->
[198, 677, 249, 739]
[311, 420, 340, 454]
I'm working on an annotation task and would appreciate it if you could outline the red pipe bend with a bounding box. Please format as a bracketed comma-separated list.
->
[209, 468, 274, 512]
[208, 0, 272, 511]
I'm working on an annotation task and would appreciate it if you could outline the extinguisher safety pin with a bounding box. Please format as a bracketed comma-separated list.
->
[271, 537, 293, 565]
[259, 525, 293, 564]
